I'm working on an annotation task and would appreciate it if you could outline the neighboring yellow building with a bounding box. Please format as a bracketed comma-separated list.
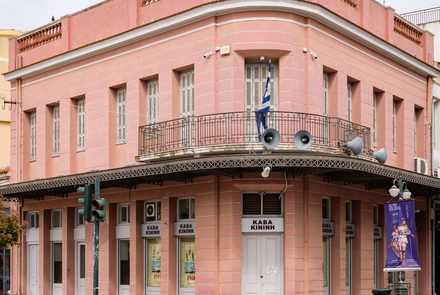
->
[0, 29, 22, 168]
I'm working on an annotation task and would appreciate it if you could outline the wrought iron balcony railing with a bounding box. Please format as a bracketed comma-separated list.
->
[137, 111, 371, 160]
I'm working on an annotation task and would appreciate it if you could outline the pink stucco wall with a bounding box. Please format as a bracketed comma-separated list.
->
[6, 1, 436, 295]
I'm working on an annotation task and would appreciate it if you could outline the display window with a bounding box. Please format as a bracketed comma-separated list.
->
[179, 237, 195, 289]
[146, 238, 161, 287]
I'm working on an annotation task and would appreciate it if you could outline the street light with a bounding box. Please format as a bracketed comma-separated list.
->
[389, 171, 411, 295]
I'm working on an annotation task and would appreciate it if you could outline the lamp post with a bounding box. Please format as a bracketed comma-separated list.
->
[388, 172, 411, 295]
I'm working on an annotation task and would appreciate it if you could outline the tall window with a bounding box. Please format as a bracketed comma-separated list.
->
[116, 87, 127, 144]
[77, 98, 85, 151]
[53, 242, 62, 284]
[119, 240, 130, 286]
[147, 79, 159, 125]
[345, 201, 352, 295]
[373, 93, 377, 146]
[322, 197, 331, 295]
[30, 112, 37, 161]
[393, 101, 397, 152]
[244, 62, 278, 138]
[53, 105, 60, 156]
[373, 205, 379, 289]
[323, 73, 329, 117]
[414, 111, 417, 157]
[180, 70, 194, 118]
[244, 62, 278, 112]
[347, 82, 352, 121]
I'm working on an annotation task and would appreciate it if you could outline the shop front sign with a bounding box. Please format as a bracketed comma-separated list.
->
[241, 218, 284, 233]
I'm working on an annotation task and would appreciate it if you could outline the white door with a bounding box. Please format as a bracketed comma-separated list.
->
[323, 237, 330, 295]
[76, 243, 85, 295]
[345, 238, 352, 295]
[28, 244, 39, 295]
[242, 234, 283, 295]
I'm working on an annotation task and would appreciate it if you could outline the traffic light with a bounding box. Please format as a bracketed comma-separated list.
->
[78, 184, 92, 222]
[92, 198, 106, 221]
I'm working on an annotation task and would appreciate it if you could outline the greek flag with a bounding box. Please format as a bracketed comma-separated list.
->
[255, 60, 271, 141]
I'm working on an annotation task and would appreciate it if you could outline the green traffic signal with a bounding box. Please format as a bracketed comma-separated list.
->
[92, 198, 106, 221]
[77, 184, 92, 222]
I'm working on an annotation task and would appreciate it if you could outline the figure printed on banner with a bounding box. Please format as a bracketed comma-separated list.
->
[384, 199, 420, 272]
[388, 218, 416, 266]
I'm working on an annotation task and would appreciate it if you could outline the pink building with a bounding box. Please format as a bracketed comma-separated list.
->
[3, 0, 440, 294]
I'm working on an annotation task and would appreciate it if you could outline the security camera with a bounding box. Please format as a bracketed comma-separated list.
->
[310, 52, 317, 59]
[204, 52, 212, 59]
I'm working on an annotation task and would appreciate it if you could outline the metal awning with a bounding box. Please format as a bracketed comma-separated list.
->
[1, 154, 439, 201]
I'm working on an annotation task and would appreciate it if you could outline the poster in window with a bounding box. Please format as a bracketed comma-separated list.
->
[147, 239, 161, 287]
[180, 238, 195, 288]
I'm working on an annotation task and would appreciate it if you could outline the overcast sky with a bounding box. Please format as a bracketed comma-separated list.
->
[1, 0, 439, 33]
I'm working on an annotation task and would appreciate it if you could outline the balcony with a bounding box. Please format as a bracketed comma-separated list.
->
[137, 111, 372, 162]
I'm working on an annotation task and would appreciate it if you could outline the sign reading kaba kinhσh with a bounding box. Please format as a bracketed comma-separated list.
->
[384, 199, 421, 272]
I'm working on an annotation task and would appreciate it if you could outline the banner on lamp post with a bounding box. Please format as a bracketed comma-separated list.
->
[384, 199, 421, 272]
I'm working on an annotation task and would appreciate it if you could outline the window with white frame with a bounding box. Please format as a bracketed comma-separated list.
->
[373, 93, 377, 146]
[118, 203, 130, 224]
[76, 208, 85, 227]
[180, 70, 194, 118]
[52, 210, 62, 229]
[347, 82, 352, 122]
[244, 62, 278, 138]
[393, 101, 397, 152]
[53, 105, 60, 156]
[435, 99, 440, 149]
[346, 200, 352, 223]
[373, 205, 379, 289]
[27, 211, 39, 229]
[77, 98, 85, 151]
[244, 62, 278, 113]
[145, 200, 161, 222]
[323, 72, 329, 117]
[147, 79, 159, 125]
[322, 197, 331, 295]
[53, 242, 62, 284]
[414, 111, 417, 157]
[345, 200, 353, 295]
[116, 87, 127, 144]
[178, 198, 195, 220]
[30, 112, 37, 161]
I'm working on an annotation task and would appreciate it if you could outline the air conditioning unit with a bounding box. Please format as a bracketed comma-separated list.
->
[414, 157, 428, 175]
[435, 167, 440, 178]
[146, 204, 155, 217]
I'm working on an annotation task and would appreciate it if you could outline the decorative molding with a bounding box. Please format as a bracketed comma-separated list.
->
[1, 154, 440, 200]
[5, 0, 439, 82]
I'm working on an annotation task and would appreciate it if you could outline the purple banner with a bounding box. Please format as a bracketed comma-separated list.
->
[384, 199, 420, 272]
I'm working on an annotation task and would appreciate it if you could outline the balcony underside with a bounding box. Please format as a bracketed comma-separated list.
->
[1, 153, 439, 201]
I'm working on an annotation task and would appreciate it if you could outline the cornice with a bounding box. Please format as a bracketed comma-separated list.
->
[5, 0, 439, 82]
